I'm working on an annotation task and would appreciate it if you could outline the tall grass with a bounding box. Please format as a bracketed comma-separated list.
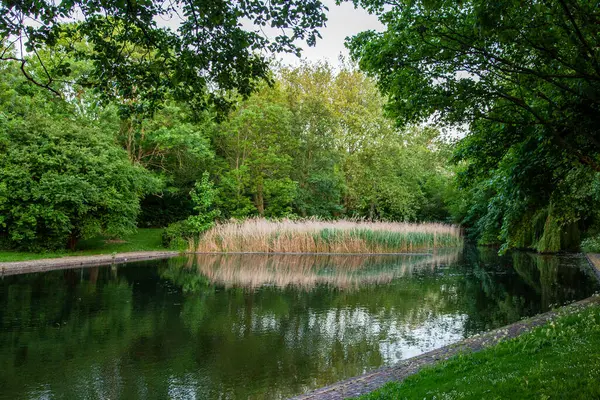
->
[192, 218, 462, 254]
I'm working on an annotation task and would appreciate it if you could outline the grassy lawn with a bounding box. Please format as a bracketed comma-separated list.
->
[357, 304, 600, 400]
[0, 229, 167, 262]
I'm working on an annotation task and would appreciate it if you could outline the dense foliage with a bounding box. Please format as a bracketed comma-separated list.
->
[206, 63, 454, 222]
[135, 62, 456, 244]
[348, 0, 600, 252]
[0, 63, 157, 250]
[7, 1, 600, 253]
[0, 0, 327, 115]
[0, 52, 454, 250]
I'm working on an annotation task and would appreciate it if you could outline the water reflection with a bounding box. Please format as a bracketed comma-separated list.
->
[187, 251, 461, 290]
[0, 247, 597, 399]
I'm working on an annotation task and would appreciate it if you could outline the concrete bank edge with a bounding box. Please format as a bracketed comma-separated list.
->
[0, 251, 181, 276]
[585, 253, 600, 282]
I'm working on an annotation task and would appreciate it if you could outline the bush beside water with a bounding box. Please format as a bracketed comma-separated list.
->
[581, 235, 600, 253]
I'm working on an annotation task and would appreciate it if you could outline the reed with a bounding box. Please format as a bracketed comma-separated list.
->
[192, 218, 462, 254]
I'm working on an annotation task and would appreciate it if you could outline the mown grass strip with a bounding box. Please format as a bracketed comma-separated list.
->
[0, 229, 165, 262]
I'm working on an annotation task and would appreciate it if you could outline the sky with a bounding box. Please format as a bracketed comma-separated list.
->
[152, 1, 383, 66]
[275, 0, 384, 66]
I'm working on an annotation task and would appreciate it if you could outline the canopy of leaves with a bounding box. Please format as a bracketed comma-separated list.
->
[0, 50, 455, 251]
[0, 0, 328, 114]
[208, 61, 454, 221]
[348, 0, 600, 251]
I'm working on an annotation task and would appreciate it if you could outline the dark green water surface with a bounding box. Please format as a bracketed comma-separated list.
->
[0, 247, 598, 399]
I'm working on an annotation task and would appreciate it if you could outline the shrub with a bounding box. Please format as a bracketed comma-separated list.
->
[581, 235, 600, 253]
[162, 172, 221, 249]
[0, 111, 158, 251]
[162, 220, 195, 250]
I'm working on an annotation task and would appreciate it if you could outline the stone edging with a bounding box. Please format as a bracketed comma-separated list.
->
[0, 251, 180, 276]
[585, 253, 600, 282]
[290, 295, 600, 400]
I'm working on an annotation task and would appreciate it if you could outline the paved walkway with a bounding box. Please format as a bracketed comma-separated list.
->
[0, 251, 180, 276]
[291, 295, 600, 400]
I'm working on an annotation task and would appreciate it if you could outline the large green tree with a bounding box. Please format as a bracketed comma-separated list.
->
[348, 0, 600, 250]
[210, 62, 454, 221]
[0, 63, 157, 250]
[215, 84, 298, 218]
[279, 62, 346, 217]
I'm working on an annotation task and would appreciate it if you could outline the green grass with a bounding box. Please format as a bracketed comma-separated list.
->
[0, 229, 166, 262]
[356, 304, 600, 400]
[314, 229, 462, 252]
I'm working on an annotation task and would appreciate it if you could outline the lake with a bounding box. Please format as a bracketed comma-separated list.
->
[0, 247, 598, 399]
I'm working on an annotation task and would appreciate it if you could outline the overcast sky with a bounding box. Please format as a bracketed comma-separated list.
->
[153, 1, 383, 66]
[276, 0, 384, 66]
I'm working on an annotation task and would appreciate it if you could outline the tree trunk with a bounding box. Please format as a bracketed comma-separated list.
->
[67, 232, 78, 251]
[255, 188, 264, 216]
[369, 201, 376, 221]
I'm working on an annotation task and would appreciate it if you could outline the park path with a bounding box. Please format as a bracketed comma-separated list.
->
[0, 251, 179, 276]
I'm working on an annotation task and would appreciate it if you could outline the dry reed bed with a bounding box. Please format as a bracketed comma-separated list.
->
[193, 219, 463, 254]
[186, 250, 461, 290]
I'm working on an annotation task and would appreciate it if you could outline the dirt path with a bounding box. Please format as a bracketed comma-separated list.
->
[0, 251, 180, 276]
[290, 295, 600, 400]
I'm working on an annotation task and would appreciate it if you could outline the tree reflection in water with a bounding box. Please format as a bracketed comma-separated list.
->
[0, 248, 597, 399]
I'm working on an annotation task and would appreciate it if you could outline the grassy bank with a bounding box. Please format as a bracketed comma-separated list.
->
[192, 219, 463, 254]
[0, 229, 165, 262]
[356, 303, 600, 400]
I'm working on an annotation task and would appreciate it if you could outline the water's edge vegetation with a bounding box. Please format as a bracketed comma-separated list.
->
[191, 219, 463, 254]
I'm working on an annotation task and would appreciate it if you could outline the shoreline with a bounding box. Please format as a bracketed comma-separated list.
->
[290, 295, 600, 400]
[0, 251, 180, 276]
[292, 253, 600, 399]
[0, 249, 455, 277]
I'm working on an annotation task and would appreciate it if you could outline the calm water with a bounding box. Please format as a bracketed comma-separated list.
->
[0, 247, 598, 399]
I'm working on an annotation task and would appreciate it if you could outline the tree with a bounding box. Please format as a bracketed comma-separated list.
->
[348, 0, 600, 249]
[0, 1, 328, 114]
[187, 171, 220, 233]
[118, 102, 217, 227]
[279, 62, 345, 217]
[0, 78, 157, 250]
[215, 85, 298, 218]
[208, 61, 454, 221]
